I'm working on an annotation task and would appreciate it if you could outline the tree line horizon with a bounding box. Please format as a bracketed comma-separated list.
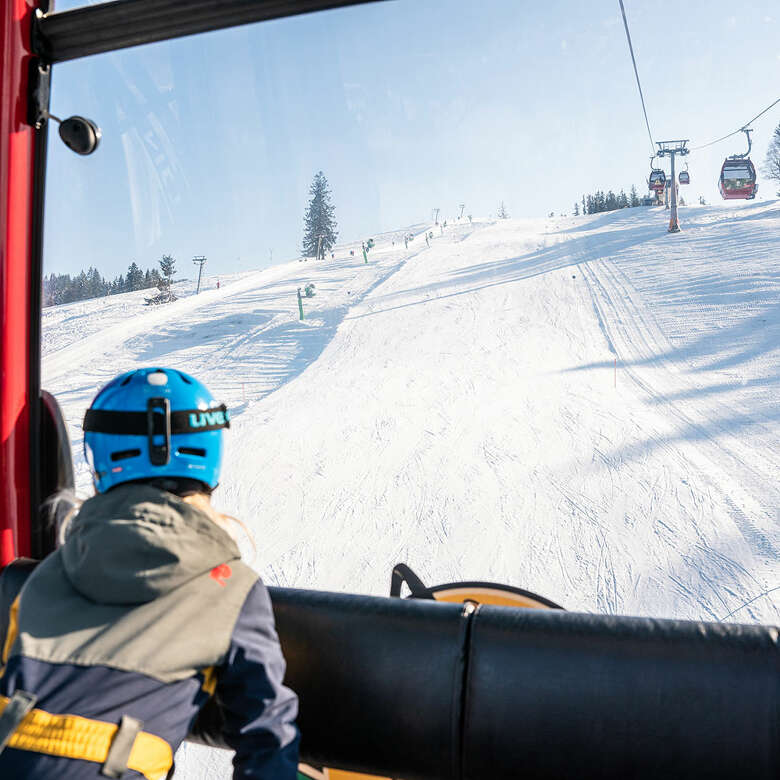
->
[43, 255, 177, 308]
[43, 130, 780, 308]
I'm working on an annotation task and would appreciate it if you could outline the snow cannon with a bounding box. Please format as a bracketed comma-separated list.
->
[261, 585, 777, 780]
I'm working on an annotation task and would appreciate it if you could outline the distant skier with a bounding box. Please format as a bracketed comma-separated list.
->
[425, 234, 430, 247]
[404, 236, 408, 249]
[217, 279, 220, 289]
[0, 368, 300, 780]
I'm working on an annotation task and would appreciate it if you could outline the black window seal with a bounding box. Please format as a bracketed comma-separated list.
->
[33, 0, 386, 64]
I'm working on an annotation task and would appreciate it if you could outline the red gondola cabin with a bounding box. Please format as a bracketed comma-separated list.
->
[719, 158, 757, 200]
[648, 168, 666, 192]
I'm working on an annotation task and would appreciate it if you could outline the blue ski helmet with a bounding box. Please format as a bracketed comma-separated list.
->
[83, 368, 230, 493]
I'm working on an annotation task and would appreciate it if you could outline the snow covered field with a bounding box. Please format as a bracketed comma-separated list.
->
[43, 203, 779, 774]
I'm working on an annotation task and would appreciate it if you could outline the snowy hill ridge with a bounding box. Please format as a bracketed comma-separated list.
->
[43, 204, 779, 631]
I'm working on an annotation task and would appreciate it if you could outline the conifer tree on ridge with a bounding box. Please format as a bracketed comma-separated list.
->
[302, 171, 338, 260]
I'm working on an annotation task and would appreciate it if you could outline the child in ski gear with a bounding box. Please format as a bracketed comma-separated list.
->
[0, 368, 299, 780]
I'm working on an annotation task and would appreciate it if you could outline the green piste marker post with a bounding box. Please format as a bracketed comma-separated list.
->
[297, 287, 304, 320]
[362, 246, 368, 264]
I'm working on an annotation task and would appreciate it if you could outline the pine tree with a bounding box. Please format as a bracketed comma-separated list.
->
[573, 202, 580, 216]
[73, 271, 88, 301]
[629, 184, 640, 207]
[126, 262, 144, 291]
[302, 171, 338, 260]
[617, 189, 628, 209]
[86, 267, 104, 297]
[147, 255, 178, 304]
[158, 254, 176, 292]
[764, 122, 780, 194]
[42, 274, 58, 307]
[497, 201, 509, 219]
[58, 274, 73, 304]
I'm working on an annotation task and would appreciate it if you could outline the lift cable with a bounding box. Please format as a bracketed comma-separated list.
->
[690, 96, 780, 151]
[618, 0, 655, 157]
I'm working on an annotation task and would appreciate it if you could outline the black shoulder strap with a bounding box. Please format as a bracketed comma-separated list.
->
[0, 691, 37, 754]
[390, 563, 430, 598]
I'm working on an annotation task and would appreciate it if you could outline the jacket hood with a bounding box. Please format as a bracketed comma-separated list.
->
[60, 483, 241, 605]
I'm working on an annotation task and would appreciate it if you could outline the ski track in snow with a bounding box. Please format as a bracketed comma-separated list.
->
[42, 207, 780, 778]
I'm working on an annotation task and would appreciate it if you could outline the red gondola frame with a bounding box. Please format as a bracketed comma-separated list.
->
[648, 167, 666, 192]
[719, 156, 757, 200]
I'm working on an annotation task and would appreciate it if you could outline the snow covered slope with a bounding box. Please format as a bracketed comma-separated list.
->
[44, 203, 779, 777]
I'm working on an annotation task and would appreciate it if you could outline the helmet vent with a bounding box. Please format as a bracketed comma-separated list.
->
[176, 371, 193, 385]
[178, 446, 206, 457]
[120, 375, 133, 386]
[110, 448, 141, 462]
[147, 371, 168, 386]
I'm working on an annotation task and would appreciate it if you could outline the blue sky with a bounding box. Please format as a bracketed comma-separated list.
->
[46, 0, 780, 278]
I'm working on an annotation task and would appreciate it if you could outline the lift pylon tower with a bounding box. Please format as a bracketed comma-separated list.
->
[656, 140, 689, 233]
[192, 255, 207, 294]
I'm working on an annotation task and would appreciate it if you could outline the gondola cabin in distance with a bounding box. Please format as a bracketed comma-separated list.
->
[719, 127, 758, 200]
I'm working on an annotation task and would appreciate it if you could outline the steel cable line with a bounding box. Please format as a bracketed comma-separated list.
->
[691, 97, 780, 151]
[719, 585, 780, 622]
[618, 0, 655, 156]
